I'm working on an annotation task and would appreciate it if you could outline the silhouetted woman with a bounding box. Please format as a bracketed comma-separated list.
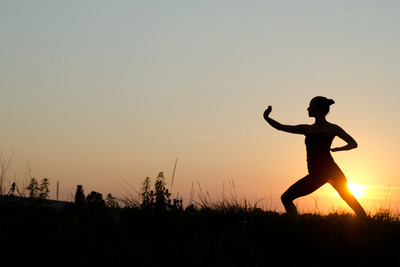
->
[263, 96, 366, 218]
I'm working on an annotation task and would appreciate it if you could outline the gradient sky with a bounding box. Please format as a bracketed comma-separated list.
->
[1, 1, 400, 213]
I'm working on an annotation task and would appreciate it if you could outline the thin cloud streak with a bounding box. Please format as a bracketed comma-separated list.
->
[194, 136, 214, 139]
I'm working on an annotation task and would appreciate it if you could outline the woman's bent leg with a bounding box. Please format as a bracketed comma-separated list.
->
[281, 175, 326, 215]
[330, 169, 367, 218]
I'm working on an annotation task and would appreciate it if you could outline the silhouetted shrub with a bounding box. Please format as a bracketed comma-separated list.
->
[106, 193, 119, 208]
[86, 191, 105, 208]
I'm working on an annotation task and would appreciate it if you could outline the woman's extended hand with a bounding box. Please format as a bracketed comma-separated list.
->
[263, 106, 272, 119]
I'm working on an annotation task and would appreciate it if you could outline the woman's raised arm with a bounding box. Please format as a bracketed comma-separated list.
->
[263, 106, 308, 134]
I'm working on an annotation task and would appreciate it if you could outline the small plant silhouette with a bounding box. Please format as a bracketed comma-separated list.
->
[26, 178, 50, 199]
[38, 178, 50, 200]
[141, 176, 153, 208]
[138, 171, 183, 211]
[106, 193, 119, 208]
[154, 171, 170, 209]
[27, 178, 39, 198]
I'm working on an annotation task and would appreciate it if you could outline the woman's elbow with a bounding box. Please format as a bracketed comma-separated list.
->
[352, 141, 358, 149]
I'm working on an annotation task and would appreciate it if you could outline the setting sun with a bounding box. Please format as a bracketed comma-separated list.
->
[347, 182, 367, 199]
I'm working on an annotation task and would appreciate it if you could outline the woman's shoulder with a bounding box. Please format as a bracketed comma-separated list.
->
[328, 122, 343, 131]
[305, 122, 339, 136]
[298, 124, 312, 133]
[326, 123, 347, 137]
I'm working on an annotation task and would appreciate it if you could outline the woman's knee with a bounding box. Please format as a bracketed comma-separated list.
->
[281, 191, 292, 204]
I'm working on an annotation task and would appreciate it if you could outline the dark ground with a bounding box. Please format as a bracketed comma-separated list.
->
[1, 198, 400, 267]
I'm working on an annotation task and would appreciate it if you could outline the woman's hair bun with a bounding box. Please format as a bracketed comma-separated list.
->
[311, 96, 335, 115]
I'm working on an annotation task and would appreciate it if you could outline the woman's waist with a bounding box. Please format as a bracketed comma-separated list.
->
[306, 151, 332, 160]
[307, 157, 336, 170]
[306, 155, 335, 165]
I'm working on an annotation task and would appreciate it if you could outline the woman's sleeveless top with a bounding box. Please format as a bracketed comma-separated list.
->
[305, 132, 335, 171]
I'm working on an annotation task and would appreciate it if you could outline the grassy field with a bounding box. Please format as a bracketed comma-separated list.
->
[1, 195, 400, 267]
[1, 172, 399, 266]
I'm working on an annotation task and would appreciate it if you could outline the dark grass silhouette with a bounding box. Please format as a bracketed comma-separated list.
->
[1, 180, 400, 267]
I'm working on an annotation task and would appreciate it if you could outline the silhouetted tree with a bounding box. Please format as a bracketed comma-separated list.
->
[86, 191, 105, 208]
[75, 185, 86, 206]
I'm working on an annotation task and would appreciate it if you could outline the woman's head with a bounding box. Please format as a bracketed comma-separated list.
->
[308, 96, 335, 117]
